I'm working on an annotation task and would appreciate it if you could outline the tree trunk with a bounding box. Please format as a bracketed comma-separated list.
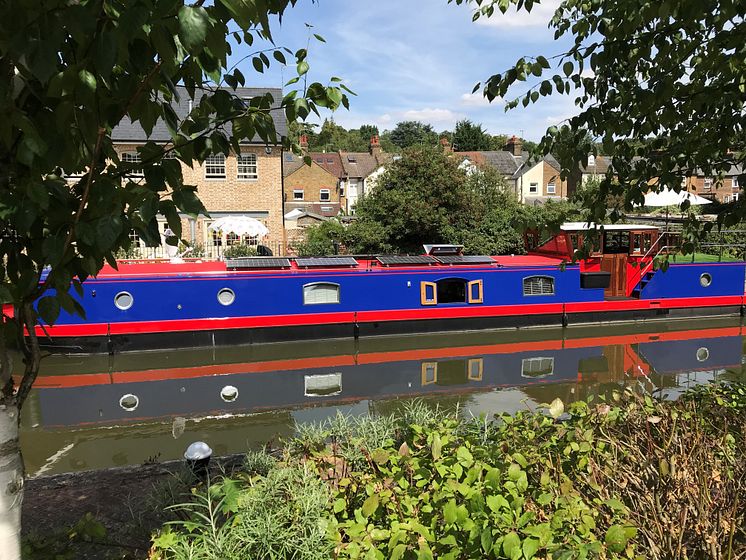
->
[0, 400, 22, 560]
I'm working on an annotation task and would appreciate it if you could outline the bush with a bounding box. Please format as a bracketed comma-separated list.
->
[222, 244, 258, 259]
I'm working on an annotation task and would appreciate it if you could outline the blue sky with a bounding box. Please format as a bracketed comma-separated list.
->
[233, 0, 576, 140]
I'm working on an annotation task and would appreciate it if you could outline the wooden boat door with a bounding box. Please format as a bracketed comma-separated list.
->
[600, 230, 630, 297]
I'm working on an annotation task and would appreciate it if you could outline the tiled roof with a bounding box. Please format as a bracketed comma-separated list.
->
[458, 150, 527, 176]
[112, 86, 287, 144]
[340, 151, 390, 179]
[308, 152, 345, 179]
[282, 152, 341, 180]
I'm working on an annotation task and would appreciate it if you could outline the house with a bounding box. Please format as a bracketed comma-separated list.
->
[339, 136, 391, 214]
[683, 165, 743, 203]
[457, 136, 568, 203]
[283, 146, 343, 218]
[283, 208, 329, 252]
[111, 86, 286, 256]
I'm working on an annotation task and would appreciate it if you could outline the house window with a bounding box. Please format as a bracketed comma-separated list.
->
[523, 276, 555, 296]
[205, 154, 226, 179]
[211, 229, 222, 246]
[293, 190, 304, 200]
[303, 282, 340, 305]
[128, 230, 141, 246]
[237, 153, 258, 180]
[122, 152, 143, 177]
[320, 189, 331, 201]
[529, 182, 539, 194]
[703, 177, 712, 191]
[521, 357, 554, 378]
[547, 182, 556, 194]
[226, 232, 240, 246]
[733, 177, 739, 190]
[340, 184, 345, 196]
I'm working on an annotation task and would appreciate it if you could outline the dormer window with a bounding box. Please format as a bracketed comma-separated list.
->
[347, 155, 357, 163]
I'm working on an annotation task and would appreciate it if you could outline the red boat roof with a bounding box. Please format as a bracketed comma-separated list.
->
[96, 254, 566, 278]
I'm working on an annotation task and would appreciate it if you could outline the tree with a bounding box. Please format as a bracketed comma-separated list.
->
[296, 219, 346, 256]
[452, 119, 492, 151]
[0, 1, 349, 555]
[455, 0, 745, 230]
[388, 121, 439, 149]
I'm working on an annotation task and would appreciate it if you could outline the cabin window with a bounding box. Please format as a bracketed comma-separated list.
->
[217, 288, 236, 306]
[114, 291, 134, 310]
[603, 231, 630, 254]
[119, 394, 139, 411]
[421, 282, 437, 305]
[468, 358, 483, 381]
[304, 373, 343, 397]
[437, 278, 467, 303]
[696, 347, 710, 362]
[468, 280, 483, 304]
[523, 276, 555, 296]
[421, 362, 437, 385]
[303, 282, 340, 305]
[700, 273, 712, 287]
[521, 357, 554, 378]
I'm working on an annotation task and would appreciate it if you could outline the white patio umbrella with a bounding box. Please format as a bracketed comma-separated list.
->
[638, 187, 712, 232]
[208, 215, 269, 238]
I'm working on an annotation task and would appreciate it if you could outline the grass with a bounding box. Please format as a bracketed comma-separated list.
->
[670, 252, 744, 263]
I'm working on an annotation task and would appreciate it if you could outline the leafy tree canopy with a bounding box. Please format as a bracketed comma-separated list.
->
[452, 119, 492, 151]
[455, 0, 746, 229]
[0, 0, 350, 404]
[388, 120, 440, 149]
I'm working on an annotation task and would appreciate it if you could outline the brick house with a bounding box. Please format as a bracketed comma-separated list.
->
[684, 165, 743, 203]
[457, 136, 568, 203]
[283, 141, 343, 218]
[111, 86, 286, 256]
[339, 136, 391, 214]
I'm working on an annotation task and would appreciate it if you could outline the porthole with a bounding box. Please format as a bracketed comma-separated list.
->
[217, 288, 236, 306]
[696, 347, 710, 362]
[700, 273, 712, 287]
[220, 385, 239, 402]
[119, 394, 139, 412]
[114, 291, 134, 310]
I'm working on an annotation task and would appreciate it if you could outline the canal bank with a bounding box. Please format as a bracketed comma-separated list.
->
[21, 381, 746, 560]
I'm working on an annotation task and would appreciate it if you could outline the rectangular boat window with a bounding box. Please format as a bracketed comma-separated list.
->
[467, 280, 483, 304]
[303, 283, 340, 305]
[523, 276, 555, 296]
[304, 373, 342, 397]
[521, 357, 554, 378]
[603, 230, 630, 254]
[420, 281, 437, 305]
[421, 362, 437, 385]
[468, 358, 483, 381]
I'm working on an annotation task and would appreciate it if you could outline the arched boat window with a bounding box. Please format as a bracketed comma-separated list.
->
[523, 276, 555, 296]
[303, 282, 340, 305]
[436, 278, 467, 303]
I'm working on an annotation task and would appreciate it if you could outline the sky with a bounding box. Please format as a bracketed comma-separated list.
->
[231, 0, 576, 141]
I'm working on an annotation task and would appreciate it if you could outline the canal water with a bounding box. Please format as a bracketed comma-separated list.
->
[19, 317, 745, 477]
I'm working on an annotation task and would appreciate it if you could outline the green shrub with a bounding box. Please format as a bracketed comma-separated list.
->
[222, 244, 258, 259]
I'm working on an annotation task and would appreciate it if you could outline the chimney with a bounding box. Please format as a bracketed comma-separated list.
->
[300, 134, 308, 150]
[505, 135, 523, 157]
[440, 137, 452, 153]
[369, 135, 381, 159]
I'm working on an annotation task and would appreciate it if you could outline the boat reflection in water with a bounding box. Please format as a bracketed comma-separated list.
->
[20, 319, 745, 476]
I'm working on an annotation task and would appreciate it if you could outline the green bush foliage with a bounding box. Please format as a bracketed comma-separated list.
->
[150, 383, 746, 559]
[222, 244, 258, 259]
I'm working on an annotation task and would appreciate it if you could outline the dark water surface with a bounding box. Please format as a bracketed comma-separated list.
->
[20, 318, 745, 476]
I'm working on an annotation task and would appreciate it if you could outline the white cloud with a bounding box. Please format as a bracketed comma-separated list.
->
[474, 0, 561, 29]
[460, 92, 504, 107]
[399, 108, 464, 123]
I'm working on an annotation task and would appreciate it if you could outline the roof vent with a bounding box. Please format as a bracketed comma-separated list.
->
[423, 244, 464, 256]
[347, 155, 357, 163]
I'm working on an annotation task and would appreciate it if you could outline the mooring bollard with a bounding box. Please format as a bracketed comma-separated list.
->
[184, 441, 213, 479]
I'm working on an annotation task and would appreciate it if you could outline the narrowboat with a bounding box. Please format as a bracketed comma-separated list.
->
[37, 223, 746, 353]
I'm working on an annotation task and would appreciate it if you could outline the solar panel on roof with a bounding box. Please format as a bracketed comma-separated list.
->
[295, 257, 359, 268]
[436, 255, 496, 265]
[226, 257, 291, 269]
[377, 255, 437, 266]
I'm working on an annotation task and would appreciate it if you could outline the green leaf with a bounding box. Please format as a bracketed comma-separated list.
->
[178, 6, 210, 52]
[480, 527, 493, 553]
[502, 531, 521, 560]
[391, 543, 407, 560]
[313, 33, 326, 42]
[38, 296, 60, 325]
[456, 446, 473, 466]
[549, 398, 565, 419]
[443, 499, 458, 524]
[431, 433, 442, 459]
[297, 61, 310, 76]
[522, 537, 540, 559]
[563, 61, 573, 76]
[486, 494, 509, 513]
[605, 524, 628, 553]
[361, 494, 379, 518]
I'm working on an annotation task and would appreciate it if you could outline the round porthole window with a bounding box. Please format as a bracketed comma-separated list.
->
[114, 291, 134, 310]
[220, 385, 239, 402]
[119, 393, 139, 412]
[696, 347, 710, 362]
[217, 288, 236, 306]
[700, 273, 712, 287]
